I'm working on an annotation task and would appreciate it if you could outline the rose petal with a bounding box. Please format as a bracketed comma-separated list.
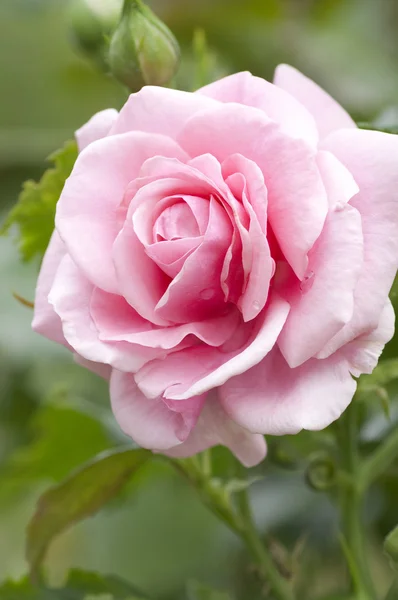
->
[56, 132, 187, 294]
[219, 347, 356, 435]
[49, 255, 163, 371]
[222, 154, 273, 320]
[109, 86, 220, 138]
[198, 71, 318, 146]
[343, 300, 395, 377]
[155, 197, 233, 323]
[178, 103, 328, 279]
[317, 150, 359, 209]
[274, 64, 356, 138]
[74, 355, 112, 380]
[75, 109, 119, 152]
[146, 237, 202, 278]
[318, 128, 398, 356]
[135, 293, 289, 400]
[278, 204, 364, 367]
[32, 231, 69, 346]
[165, 393, 267, 467]
[91, 287, 241, 348]
[110, 370, 205, 450]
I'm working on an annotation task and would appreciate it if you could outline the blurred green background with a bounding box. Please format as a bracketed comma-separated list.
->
[1, 1, 398, 598]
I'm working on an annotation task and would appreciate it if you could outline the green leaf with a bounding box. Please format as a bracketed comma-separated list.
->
[385, 579, 398, 600]
[2, 405, 111, 491]
[26, 448, 151, 578]
[1, 140, 78, 262]
[385, 525, 398, 571]
[0, 571, 150, 600]
[186, 580, 231, 600]
[64, 570, 150, 599]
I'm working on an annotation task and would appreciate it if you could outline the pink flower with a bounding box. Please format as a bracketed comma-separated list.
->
[33, 66, 398, 466]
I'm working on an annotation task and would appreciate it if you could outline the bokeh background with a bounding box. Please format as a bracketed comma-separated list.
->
[1, 1, 398, 598]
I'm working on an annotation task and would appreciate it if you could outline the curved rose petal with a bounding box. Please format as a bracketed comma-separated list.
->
[135, 293, 289, 400]
[178, 103, 328, 279]
[74, 355, 112, 380]
[219, 348, 356, 435]
[110, 370, 205, 450]
[154, 197, 233, 323]
[274, 64, 356, 138]
[56, 132, 187, 294]
[278, 204, 364, 367]
[32, 231, 69, 346]
[316, 150, 359, 209]
[165, 394, 267, 467]
[109, 86, 220, 138]
[154, 201, 200, 240]
[318, 128, 398, 357]
[49, 255, 164, 371]
[222, 154, 273, 320]
[198, 71, 318, 146]
[146, 238, 202, 278]
[75, 109, 119, 152]
[113, 219, 170, 326]
[342, 300, 395, 377]
[91, 287, 240, 348]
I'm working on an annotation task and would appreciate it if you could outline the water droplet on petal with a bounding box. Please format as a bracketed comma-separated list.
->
[300, 270, 315, 294]
[252, 300, 261, 311]
[335, 202, 345, 212]
[200, 288, 216, 301]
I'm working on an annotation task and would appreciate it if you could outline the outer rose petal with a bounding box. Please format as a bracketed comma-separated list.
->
[219, 348, 356, 436]
[197, 71, 318, 146]
[56, 132, 187, 294]
[32, 231, 69, 346]
[343, 300, 395, 377]
[135, 293, 289, 400]
[75, 109, 118, 152]
[319, 128, 398, 357]
[74, 355, 112, 380]
[165, 394, 267, 468]
[278, 204, 363, 367]
[178, 103, 328, 279]
[49, 255, 164, 372]
[110, 370, 205, 450]
[316, 150, 359, 209]
[274, 64, 356, 138]
[109, 86, 220, 138]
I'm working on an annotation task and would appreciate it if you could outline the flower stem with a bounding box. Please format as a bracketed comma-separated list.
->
[338, 401, 376, 600]
[170, 456, 294, 600]
[236, 487, 294, 600]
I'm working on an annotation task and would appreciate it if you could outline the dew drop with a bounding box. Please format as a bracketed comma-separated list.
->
[300, 270, 315, 294]
[200, 288, 216, 300]
[335, 202, 345, 212]
[252, 300, 261, 311]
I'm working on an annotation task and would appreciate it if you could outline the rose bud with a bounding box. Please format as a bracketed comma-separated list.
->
[69, 0, 122, 67]
[108, 0, 180, 92]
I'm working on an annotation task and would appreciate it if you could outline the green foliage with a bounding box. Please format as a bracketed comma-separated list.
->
[385, 579, 398, 600]
[360, 359, 398, 390]
[186, 581, 231, 600]
[0, 570, 149, 599]
[26, 448, 151, 578]
[1, 140, 78, 262]
[385, 525, 398, 570]
[3, 404, 111, 488]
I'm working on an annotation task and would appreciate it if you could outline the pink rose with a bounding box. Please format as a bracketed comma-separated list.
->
[33, 66, 398, 467]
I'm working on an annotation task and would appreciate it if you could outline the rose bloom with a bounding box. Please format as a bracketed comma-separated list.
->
[33, 66, 398, 466]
